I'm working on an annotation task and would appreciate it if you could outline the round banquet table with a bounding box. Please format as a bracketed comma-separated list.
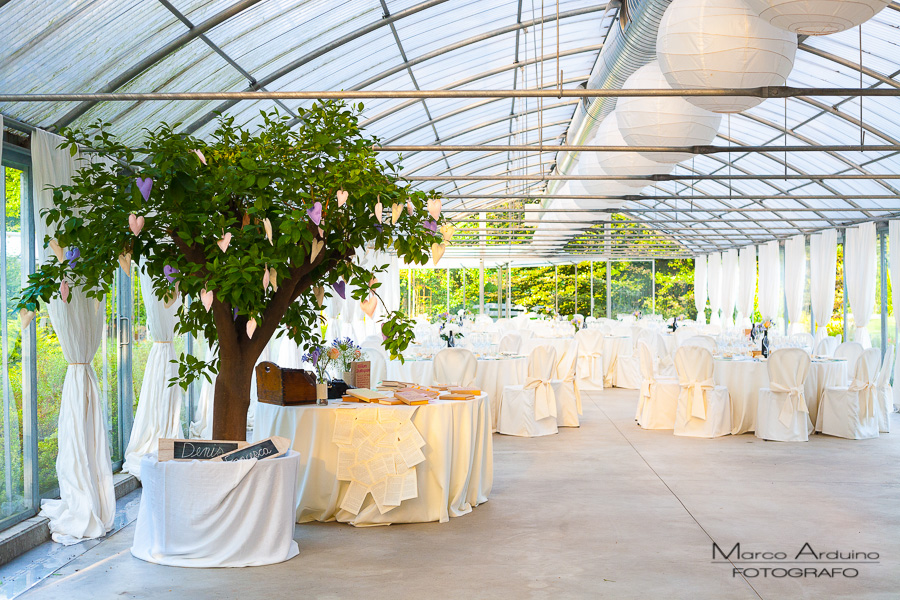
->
[601, 335, 633, 384]
[253, 396, 493, 526]
[385, 355, 527, 432]
[713, 357, 848, 435]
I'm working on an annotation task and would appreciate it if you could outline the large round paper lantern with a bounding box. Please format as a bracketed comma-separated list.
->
[616, 61, 723, 164]
[744, 0, 889, 35]
[568, 161, 638, 203]
[657, 0, 798, 113]
[585, 116, 674, 189]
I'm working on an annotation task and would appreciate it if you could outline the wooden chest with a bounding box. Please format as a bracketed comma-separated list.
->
[255, 361, 317, 406]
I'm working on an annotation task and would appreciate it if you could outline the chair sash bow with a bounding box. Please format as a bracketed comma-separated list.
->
[682, 378, 715, 420]
[849, 378, 876, 420]
[770, 382, 807, 428]
[524, 376, 556, 421]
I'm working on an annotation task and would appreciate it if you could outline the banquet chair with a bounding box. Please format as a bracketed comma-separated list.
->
[682, 335, 717, 355]
[875, 345, 894, 433]
[636, 342, 680, 430]
[834, 342, 864, 376]
[791, 332, 815, 352]
[674, 326, 700, 347]
[498, 332, 523, 354]
[498, 346, 561, 437]
[614, 343, 642, 390]
[814, 336, 840, 357]
[819, 347, 881, 440]
[555, 341, 581, 427]
[360, 345, 388, 386]
[673, 346, 732, 438]
[755, 348, 812, 442]
[575, 329, 605, 391]
[432, 348, 478, 387]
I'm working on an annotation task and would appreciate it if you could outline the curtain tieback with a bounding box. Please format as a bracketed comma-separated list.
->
[154, 341, 173, 344]
[68, 362, 90, 365]
[770, 382, 807, 427]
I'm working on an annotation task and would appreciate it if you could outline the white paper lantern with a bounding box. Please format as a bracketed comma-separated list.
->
[567, 163, 637, 205]
[616, 61, 723, 164]
[744, 0, 889, 35]
[657, 0, 798, 113]
[582, 116, 674, 189]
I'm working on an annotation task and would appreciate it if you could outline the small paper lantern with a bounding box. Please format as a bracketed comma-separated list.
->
[657, 0, 798, 113]
[616, 61, 722, 164]
[744, 0, 889, 35]
[583, 116, 674, 189]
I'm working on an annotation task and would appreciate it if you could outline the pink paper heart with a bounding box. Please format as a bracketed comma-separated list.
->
[217, 232, 232, 252]
[194, 149, 207, 165]
[407, 200, 414, 216]
[262, 267, 270, 291]
[333, 279, 346, 299]
[337, 190, 348, 207]
[307, 202, 322, 226]
[135, 177, 153, 201]
[60, 280, 70, 303]
[317, 227, 324, 238]
[246, 318, 257, 339]
[427, 198, 442, 220]
[374, 200, 383, 224]
[128, 214, 145, 236]
[361, 294, 377, 318]
[200, 288, 214, 312]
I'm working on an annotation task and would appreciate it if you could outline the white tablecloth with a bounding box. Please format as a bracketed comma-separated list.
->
[521, 336, 575, 356]
[602, 335, 633, 383]
[253, 397, 493, 526]
[131, 451, 300, 567]
[714, 358, 848, 435]
[385, 356, 527, 432]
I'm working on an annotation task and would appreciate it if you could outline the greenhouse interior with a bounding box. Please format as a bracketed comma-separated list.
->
[2, 0, 900, 598]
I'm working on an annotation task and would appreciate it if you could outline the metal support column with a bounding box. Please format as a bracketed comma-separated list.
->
[554, 265, 559, 313]
[479, 258, 484, 315]
[843, 230, 849, 343]
[606, 259, 611, 318]
[445, 267, 450, 312]
[497, 268, 502, 318]
[574, 263, 578, 315]
[880, 230, 888, 357]
[590, 261, 595, 317]
[651, 259, 656, 315]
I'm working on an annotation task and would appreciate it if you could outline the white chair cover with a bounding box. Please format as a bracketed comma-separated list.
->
[498, 332, 523, 354]
[635, 342, 680, 430]
[555, 341, 581, 427]
[875, 345, 894, 433]
[820, 347, 881, 439]
[433, 348, 477, 387]
[575, 329, 604, 391]
[814, 336, 839, 357]
[755, 348, 811, 442]
[682, 335, 717, 354]
[498, 346, 560, 437]
[673, 346, 732, 438]
[674, 326, 700, 347]
[361, 346, 388, 386]
[834, 342, 864, 377]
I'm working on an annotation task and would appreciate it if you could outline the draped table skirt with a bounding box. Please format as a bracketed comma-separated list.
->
[601, 336, 633, 385]
[714, 358, 848, 435]
[253, 397, 493, 526]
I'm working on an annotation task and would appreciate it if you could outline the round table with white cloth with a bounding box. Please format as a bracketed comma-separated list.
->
[521, 336, 575, 356]
[713, 357, 848, 435]
[385, 355, 527, 432]
[253, 397, 492, 526]
[601, 335, 633, 385]
[131, 451, 301, 567]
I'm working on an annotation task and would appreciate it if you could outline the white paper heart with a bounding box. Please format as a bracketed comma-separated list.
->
[263, 218, 273, 245]
[194, 149, 207, 165]
[269, 268, 278, 292]
[246, 318, 257, 339]
[337, 189, 348, 207]
[48, 239, 66, 263]
[118, 252, 132, 273]
[200, 288, 214, 312]
[431, 242, 446, 265]
[407, 200, 414, 216]
[128, 214, 145, 236]
[311, 239, 324, 262]
[313, 286, 325, 307]
[217, 232, 232, 252]
[59, 280, 70, 303]
[374, 200, 383, 224]
[262, 267, 270, 291]
[427, 198, 442, 220]
[440, 224, 456, 242]
[391, 203, 403, 224]
[19, 308, 35, 330]
[361, 294, 377, 318]
[164, 290, 179, 309]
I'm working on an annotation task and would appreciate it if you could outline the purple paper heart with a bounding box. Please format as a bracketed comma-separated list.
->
[374, 223, 383, 233]
[307, 201, 322, 226]
[423, 220, 438, 232]
[163, 265, 179, 283]
[233, 308, 239, 321]
[64, 247, 80, 268]
[136, 177, 153, 201]
[333, 279, 346, 299]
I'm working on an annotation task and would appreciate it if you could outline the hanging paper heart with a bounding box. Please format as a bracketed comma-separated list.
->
[233, 307, 239, 321]
[263, 218, 273, 245]
[19, 308, 35, 330]
[431, 242, 446, 265]
[337, 189, 348, 207]
[135, 177, 153, 201]
[194, 149, 207, 165]
[164, 288, 179, 309]
[307, 202, 322, 226]
[374, 200, 383, 224]
[407, 200, 414, 216]
[262, 267, 270, 291]
[242, 212, 251, 229]
[311, 239, 324, 262]
[48, 239, 66, 262]
[118, 252, 132, 273]
[60, 280, 70, 303]
[361, 294, 377, 318]
[163, 265, 179, 284]
[369, 276, 378, 289]
[427, 198, 442, 220]
[317, 227, 324, 238]
[128, 214, 145, 236]
[440, 223, 456, 242]
[423, 220, 438, 233]
[313, 286, 325, 307]
[269, 267, 278, 292]
[333, 279, 346, 299]
[246, 318, 257, 339]
[391, 203, 403, 224]
[200, 288, 214, 312]
[217, 232, 232, 252]
[65, 247, 80, 268]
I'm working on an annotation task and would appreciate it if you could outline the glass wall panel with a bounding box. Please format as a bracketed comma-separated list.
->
[654, 259, 695, 320]
[557, 265, 575, 315]
[610, 261, 653, 317]
[510, 266, 555, 314]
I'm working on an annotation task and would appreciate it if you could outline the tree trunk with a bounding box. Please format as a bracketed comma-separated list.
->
[212, 352, 255, 440]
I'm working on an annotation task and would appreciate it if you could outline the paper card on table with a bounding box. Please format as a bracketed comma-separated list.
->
[350, 462, 374, 487]
[337, 447, 355, 481]
[400, 468, 418, 501]
[384, 474, 404, 507]
[340, 481, 369, 515]
[333, 411, 354, 445]
[397, 420, 426, 449]
[398, 436, 426, 469]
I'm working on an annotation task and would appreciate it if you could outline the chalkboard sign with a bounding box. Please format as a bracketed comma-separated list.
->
[214, 436, 291, 462]
[158, 438, 249, 462]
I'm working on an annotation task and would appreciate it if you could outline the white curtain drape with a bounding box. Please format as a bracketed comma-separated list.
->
[189, 344, 216, 439]
[706, 253, 723, 325]
[736, 246, 756, 326]
[757, 241, 781, 321]
[889, 221, 900, 406]
[810, 229, 838, 343]
[693, 255, 707, 324]
[784, 234, 807, 334]
[846, 222, 877, 348]
[122, 267, 183, 479]
[720, 250, 738, 329]
[32, 130, 115, 545]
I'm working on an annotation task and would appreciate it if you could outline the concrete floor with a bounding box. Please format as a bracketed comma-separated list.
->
[20, 389, 900, 599]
